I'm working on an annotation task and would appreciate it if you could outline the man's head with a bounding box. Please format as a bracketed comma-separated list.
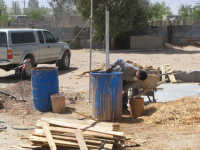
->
[136, 70, 147, 81]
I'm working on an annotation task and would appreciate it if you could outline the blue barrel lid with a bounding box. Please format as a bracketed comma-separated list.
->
[90, 71, 123, 76]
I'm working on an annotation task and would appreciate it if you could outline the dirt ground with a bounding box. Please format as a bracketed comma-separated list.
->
[0, 45, 200, 150]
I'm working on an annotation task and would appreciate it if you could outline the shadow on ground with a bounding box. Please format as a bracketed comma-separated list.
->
[143, 106, 157, 116]
[119, 115, 144, 124]
[175, 70, 200, 82]
[0, 67, 78, 84]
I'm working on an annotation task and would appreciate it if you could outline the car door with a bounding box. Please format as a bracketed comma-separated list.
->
[42, 31, 60, 61]
[37, 31, 47, 62]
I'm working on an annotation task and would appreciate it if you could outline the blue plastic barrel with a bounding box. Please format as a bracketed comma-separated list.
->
[90, 72, 123, 121]
[32, 67, 59, 112]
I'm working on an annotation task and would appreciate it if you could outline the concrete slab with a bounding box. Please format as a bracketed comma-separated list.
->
[144, 83, 200, 102]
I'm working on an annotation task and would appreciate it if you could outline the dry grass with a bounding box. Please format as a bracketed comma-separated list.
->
[143, 96, 200, 125]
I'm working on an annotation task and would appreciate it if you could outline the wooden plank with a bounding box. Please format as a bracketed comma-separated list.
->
[41, 118, 124, 137]
[168, 74, 177, 83]
[75, 129, 88, 150]
[29, 136, 107, 149]
[37, 121, 114, 139]
[33, 129, 112, 145]
[161, 65, 167, 81]
[41, 118, 113, 130]
[41, 121, 57, 150]
[34, 126, 114, 141]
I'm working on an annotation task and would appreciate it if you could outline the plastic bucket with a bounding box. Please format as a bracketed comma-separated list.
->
[32, 67, 59, 112]
[90, 72, 123, 121]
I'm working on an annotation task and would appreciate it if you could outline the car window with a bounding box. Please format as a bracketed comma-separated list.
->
[0, 32, 7, 47]
[37, 31, 44, 43]
[11, 32, 35, 44]
[43, 31, 57, 43]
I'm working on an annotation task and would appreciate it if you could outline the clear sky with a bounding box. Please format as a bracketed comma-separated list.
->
[151, 0, 199, 15]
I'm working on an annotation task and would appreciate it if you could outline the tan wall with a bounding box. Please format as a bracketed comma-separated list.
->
[130, 35, 164, 49]
[56, 15, 87, 27]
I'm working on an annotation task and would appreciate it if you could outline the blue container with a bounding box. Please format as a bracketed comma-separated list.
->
[90, 72, 123, 121]
[32, 67, 59, 112]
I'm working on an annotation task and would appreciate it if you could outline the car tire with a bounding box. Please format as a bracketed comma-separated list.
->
[57, 51, 70, 70]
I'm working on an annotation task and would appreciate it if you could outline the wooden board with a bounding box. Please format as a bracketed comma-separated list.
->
[168, 74, 177, 83]
[29, 136, 113, 149]
[41, 121, 57, 150]
[75, 129, 88, 150]
[33, 129, 110, 145]
[35, 124, 115, 140]
[161, 64, 177, 83]
[40, 118, 124, 137]
[29, 136, 97, 149]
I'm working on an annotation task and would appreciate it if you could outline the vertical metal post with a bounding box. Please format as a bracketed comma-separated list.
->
[89, 0, 93, 103]
[24, 0, 26, 14]
[14, 1, 17, 14]
[105, 3, 110, 69]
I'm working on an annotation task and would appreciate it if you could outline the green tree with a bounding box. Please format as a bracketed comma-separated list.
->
[49, 0, 77, 19]
[192, 5, 200, 23]
[0, 0, 6, 15]
[11, 1, 22, 15]
[0, 0, 9, 26]
[148, 2, 172, 22]
[28, 0, 39, 9]
[178, 4, 193, 23]
[25, 7, 48, 20]
[25, 0, 49, 20]
[76, 0, 149, 41]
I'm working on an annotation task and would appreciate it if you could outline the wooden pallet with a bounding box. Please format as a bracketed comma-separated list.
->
[28, 118, 126, 150]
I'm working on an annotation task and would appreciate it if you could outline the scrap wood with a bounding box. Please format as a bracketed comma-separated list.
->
[35, 125, 114, 141]
[160, 64, 177, 83]
[20, 144, 41, 149]
[40, 118, 124, 137]
[29, 136, 98, 149]
[36, 120, 114, 139]
[37, 119, 113, 132]
[0, 90, 17, 100]
[78, 64, 105, 76]
[29, 118, 127, 150]
[34, 129, 114, 145]
[41, 121, 57, 150]
[75, 129, 88, 150]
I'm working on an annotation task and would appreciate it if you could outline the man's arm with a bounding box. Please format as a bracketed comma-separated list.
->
[106, 59, 126, 72]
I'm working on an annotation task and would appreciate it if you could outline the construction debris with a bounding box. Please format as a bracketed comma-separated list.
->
[28, 118, 129, 149]
[160, 64, 177, 83]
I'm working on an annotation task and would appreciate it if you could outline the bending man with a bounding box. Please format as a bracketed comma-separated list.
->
[106, 59, 147, 114]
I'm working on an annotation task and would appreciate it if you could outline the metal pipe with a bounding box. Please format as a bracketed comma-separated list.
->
[105, 3, 110, 69]
[89, 0, 93, 103]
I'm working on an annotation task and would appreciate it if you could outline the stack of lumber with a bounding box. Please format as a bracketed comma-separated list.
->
[29, 118, 126, 150]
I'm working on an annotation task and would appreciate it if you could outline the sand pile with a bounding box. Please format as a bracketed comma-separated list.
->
[144, 96, 200, 125]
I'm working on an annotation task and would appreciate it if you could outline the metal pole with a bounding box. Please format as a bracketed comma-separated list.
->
[105, 3, 110, 69]
[89, 0, 93, 103]
[24, 0, 26, 14]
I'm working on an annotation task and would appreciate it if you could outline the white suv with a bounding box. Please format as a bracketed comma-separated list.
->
[0, 28, 71, 77]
